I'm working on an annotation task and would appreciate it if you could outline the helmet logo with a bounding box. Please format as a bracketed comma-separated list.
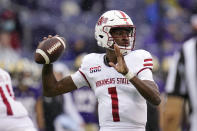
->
[97, 16, 108, 26]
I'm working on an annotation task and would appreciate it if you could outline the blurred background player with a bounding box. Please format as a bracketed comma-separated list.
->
[43, 62, 85, 131]
[163, 9, 197, 131]
[0, 67, 37, 131]
[12, 59, 45, 131]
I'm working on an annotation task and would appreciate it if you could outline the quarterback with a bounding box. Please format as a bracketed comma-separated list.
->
[41, 10, 161, 131]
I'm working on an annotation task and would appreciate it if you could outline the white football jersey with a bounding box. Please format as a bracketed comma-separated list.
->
[0, 68, 28, 117]
[71, 50, 154, 129]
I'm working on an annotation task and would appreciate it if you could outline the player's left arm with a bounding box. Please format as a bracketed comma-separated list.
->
[109, 44, 161, 105]
[130, 76, 161, 105]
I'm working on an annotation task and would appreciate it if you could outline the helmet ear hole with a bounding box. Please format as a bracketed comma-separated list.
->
[99, 35, 104, 38]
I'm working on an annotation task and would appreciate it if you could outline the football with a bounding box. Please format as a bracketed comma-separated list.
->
[34, 36, 66, 64]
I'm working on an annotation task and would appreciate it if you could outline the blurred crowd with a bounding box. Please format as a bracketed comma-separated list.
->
[0, 0, 197, 131]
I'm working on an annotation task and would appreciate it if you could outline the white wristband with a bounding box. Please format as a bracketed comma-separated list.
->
[124, 71, 135, 80]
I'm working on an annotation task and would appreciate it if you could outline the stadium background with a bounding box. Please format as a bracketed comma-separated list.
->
[0, 0, 196, 131]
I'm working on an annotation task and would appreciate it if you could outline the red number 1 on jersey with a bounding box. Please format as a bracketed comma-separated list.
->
[108, 87, 120, 122]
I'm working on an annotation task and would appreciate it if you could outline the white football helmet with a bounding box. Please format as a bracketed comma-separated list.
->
[95, 10, 136, 55]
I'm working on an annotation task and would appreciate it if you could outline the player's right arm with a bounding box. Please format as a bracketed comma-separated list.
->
[42, 64, 77, 97]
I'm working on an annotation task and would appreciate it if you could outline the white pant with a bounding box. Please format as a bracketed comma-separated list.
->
[0, 116, 37, 131]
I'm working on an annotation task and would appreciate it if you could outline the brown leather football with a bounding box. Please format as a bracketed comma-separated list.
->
[34, 36, 66, 64]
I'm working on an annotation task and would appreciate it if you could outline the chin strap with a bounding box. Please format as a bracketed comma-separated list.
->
[119, 48, 129, 56]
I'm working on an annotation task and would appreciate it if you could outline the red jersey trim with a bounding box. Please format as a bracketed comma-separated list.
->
[0, 87, 13, 115]
[143, 63, 153, 66]
[6, 85, 12, 97]
[137, 67, 152, 76]
[144, 58, 152, 62]
[78, 70, 91, 88]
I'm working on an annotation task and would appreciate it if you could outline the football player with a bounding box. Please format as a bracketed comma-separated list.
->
[41, 10, 161, 131]
[0, 67, 37, 131]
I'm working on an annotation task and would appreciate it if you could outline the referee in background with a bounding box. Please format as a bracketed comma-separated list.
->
[163, 12, 197, 131]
